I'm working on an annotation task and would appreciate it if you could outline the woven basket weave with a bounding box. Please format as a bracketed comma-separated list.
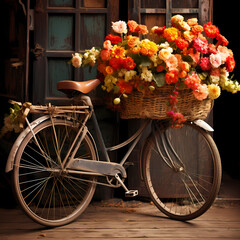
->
[120, 86, 212, 121]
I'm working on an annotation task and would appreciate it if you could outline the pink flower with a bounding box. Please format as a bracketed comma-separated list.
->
[103, 40, 112, 50]
[193, 84, 209, 100]
[193, 38, 208, 54]
[209, 53, 222, 68]
[165, 55, 178, 70]
[217, 46, 232, 64]
[112, 21, 127, 34]
[199, 57, 211, 71]
[184, 72, 201, 90]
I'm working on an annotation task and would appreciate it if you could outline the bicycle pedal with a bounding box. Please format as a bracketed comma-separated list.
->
[125, 190, 138, 197]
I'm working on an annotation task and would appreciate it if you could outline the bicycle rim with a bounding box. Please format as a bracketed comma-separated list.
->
[12, 118, 97, 227]
[143, 122, 222, 221]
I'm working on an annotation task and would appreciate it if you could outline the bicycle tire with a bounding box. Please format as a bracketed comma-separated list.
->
[12, 118, 97, 227]
[142, 122, 222, 221]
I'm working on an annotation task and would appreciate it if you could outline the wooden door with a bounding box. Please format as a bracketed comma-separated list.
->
[127, 0, 213, 198]
[33, 0, 118, 105]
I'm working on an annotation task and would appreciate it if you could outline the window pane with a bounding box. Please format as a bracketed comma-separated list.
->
[82, 0, 106, 8]
[49, 0, 74, 7]
[48, 14, 74, 50]
[172, 0, 198, 8]
[48, 58, 73, 97]
[141, 0, 166, 8]
[80, 14, 106, 49]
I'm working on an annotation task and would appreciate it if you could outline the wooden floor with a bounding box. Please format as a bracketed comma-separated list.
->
[0, 199, 240, 240]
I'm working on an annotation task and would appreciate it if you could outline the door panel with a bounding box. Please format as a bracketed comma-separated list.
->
[33, 0, 118, 105]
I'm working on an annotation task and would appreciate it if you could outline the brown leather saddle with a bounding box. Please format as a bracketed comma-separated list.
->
[57, 79, 100, 97]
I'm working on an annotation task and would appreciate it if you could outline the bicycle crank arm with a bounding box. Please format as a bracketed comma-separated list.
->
[68, 159, 127, 178]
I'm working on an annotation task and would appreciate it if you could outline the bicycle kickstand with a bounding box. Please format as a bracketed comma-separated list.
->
[115, 174, 138, 197]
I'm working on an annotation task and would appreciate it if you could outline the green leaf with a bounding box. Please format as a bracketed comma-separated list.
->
[181, 54, 193, 63]
[153, 73, 165, 87]
[128, 53, 152, 67]
[178, 81, 186, 90]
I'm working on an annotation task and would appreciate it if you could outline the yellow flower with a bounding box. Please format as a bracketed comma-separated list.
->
[111, 45, 125, 58]
[163, 27, 180, 42]
[208, 84, 221, 99]
[140, 39, 158, 56]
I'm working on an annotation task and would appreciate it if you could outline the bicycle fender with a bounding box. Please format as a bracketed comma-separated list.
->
[193, 119, 214, 132]
[5, 115, 51, 173]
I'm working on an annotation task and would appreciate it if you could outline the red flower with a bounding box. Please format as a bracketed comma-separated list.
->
[175, 37, 189, 50]
[204, 22, 219, 39]
[225, 56, 235, 72]
[199, 57, 211, 71]
[116, 79, 133, 94]
[105, 34, 122, 44]
[216, 34, 229, 46]
[122, 57, 136, 70]
[109, 57, 122, 69]
[165, 70, 179, 84]
[153, 26, 166, 36]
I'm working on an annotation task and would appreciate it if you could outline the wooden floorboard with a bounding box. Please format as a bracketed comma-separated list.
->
[0, 200, 240, 239]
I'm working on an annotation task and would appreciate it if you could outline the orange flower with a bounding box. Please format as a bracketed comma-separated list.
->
[140, 46, 148, 55]
[100, 50, 111, 61]
[135, 24, 149, 35]
[179, 62, 190, 72]
[97, 62, 107, 75]
[127, 20, 138, 32]
[175, 37, 189, 50]
[187, 18, 198, 26]
[105, 66, 114, 75]
[165, 69, 179, 84]
[131, 47, 140, 54]
[163, 27, 180, 42]
[178, 70, 187, 78]
[127, 36, 140, 48]
[191, 25, 203, 35]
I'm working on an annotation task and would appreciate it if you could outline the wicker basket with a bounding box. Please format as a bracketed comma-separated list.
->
[120, 86, 212, 120]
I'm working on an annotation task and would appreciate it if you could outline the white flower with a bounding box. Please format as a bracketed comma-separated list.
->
[124, 70, 137, 82]
[112, 21, 127, 34]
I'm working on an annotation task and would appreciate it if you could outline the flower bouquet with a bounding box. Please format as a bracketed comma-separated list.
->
[71, 15, 238, 128]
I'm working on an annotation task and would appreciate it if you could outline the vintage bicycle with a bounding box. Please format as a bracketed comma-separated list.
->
[5, 78, 222, 227]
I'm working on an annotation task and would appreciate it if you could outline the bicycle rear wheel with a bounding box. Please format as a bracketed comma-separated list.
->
[12, 118, 97, 227]
[142, 122, 222, 221]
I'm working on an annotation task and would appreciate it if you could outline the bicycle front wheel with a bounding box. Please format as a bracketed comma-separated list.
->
[12, 118, 97, 227]
[142, 122, 222, 221]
